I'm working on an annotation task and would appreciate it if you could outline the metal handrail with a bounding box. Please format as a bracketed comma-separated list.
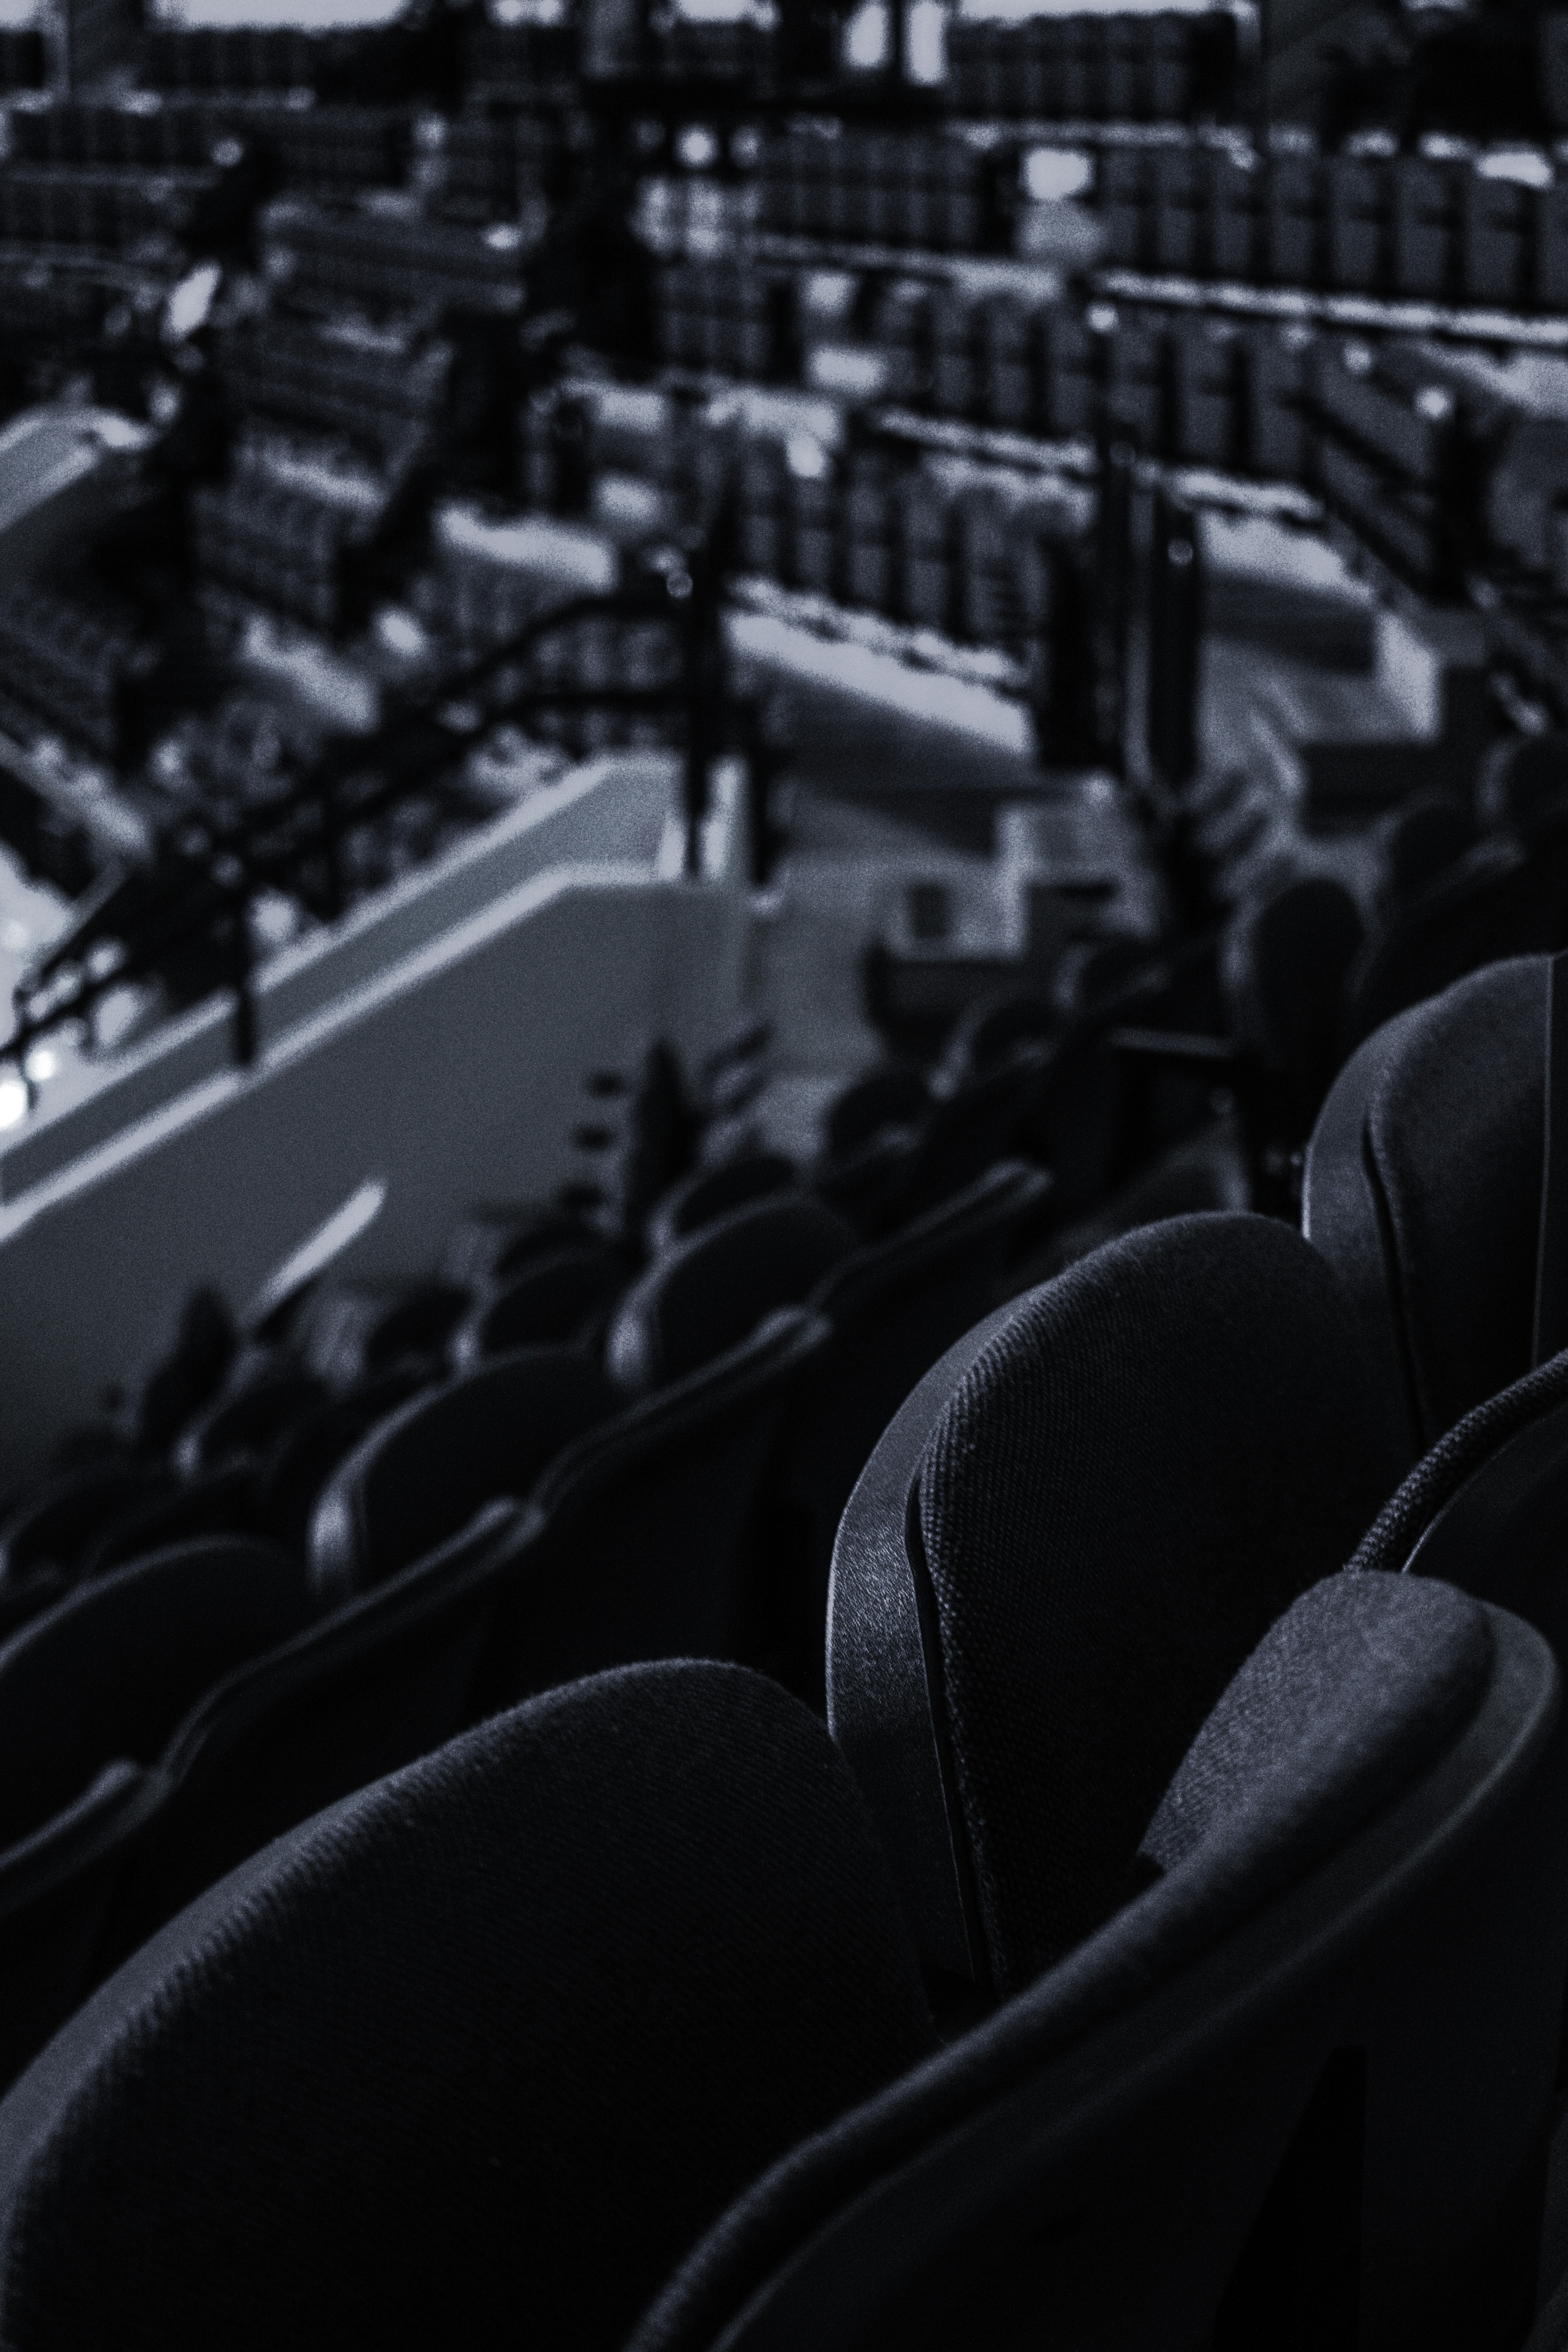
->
[2, 528, 726, 1090]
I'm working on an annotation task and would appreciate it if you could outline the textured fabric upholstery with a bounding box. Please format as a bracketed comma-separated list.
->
[906, 1212, 1390, 1995]
[1136, 1571, 1489, 1927]
[0, 1661, 936, 2352]
[1307, 956, 1547, 1455]
[309, 1349, 613, 1601]
[632, 1572, 1498, 2352]
[606, 1196, 857, 1395]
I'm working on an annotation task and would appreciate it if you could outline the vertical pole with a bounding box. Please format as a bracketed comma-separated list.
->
[1094, 436, 1136, 775]
[679, 532, 716, 880]
[1147, 487, 1203, 793]
[1032, 542, 1098, 771]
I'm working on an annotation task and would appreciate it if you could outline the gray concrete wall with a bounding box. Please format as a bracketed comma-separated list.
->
[1, 750, 680, 1204]
[0, 852, 752, 1487]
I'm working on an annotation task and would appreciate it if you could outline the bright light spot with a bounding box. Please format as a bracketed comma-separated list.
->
[1480, 147, 1554, 188]
[1025, 147, 1094, 204]
[844, 0, 889, 69]
[376, 607, 430, 659]
[24, 1047, 56, 1084]
[677, 126, 719, 170]
[906, 0, 945, 80]
[0, 1078, 28, 1131]
[802, 270, 858, 321]
[786, 432, 832, 479]
[160, 0, 404, 22]
[807, 343, 888, 398]
[1416, 385, 1455, 422]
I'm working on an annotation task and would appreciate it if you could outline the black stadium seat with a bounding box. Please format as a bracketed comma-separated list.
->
[0, 1537, 313, 2091]
[1304, 955, 1547, 1467]
[1219, 872, 1367, 1140]
[0, 1661, 939, 2352]
[85, 1304, 828, 1959]
[2, 1595, 1560, 2352]
[448, 1243, 627, 1366]
[643, 1150, 797, 1255]
[758, 1158, 1053, 1707]
[639, 1578, 1568, 2352]
[827, 1211, 1396, 2000]
[309, 1348, 615, 1596]
[605, 1194, 857, 1391]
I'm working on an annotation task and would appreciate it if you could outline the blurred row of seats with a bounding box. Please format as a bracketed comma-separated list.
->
[6, 940, 1568, 2335]
[1095, 136, 1568, 310]
[137, 19, 446, 103]
[187, 452, 390, 640]
[0, 160, 244, 261]
[651, 265, 1316, 479]
[210, 315, 464, 476]
[258, 195, 532, 321]
[728, 437, 1089, 652]
[946, 7, 1238, 123]
[750, 126, 1009, 254]
[437, 105, 568, 220]
[0, 578, 170, 768]
[644, 263, 1568, 620]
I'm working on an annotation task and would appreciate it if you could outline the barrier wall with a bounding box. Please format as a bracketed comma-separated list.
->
[1, 749, 689, 1203]
[0, 764, 754, 1485]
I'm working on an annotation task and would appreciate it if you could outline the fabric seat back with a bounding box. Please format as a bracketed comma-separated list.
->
[644, 1154, 798, 1256]
[1303, 955, 1547, 1467]
[606, 1197, 856, 1394]
[638, 1575, 1568, 2352]
[0, 1661, 938, 2352]
[309, 1349, 614, 1601]
[828, 1212, 1394, 1998]
[759, 1160, 1053, 1708]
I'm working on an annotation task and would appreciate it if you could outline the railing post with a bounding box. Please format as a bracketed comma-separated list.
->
[1147, 486, 1204, 794]
[1093, 436, 1136, 777]
[677, 530, 718, 881]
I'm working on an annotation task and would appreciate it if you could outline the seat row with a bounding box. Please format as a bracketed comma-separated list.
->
[0, 946, 1567, 2341]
